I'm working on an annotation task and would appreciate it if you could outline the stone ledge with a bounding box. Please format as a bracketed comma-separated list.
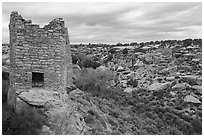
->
[18, 88, 56, 106]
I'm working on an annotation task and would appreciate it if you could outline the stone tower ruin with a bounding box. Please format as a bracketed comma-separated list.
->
[9, 11, 73, 93]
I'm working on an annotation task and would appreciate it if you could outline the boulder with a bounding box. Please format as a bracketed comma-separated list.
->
[84, 109, 111, 133]
[144, 56, 153, 64]
[166, 76, 175, 81]
[67, 112, 86, 134]
[183, 53, 196, 57]
[191, 85, 202, 90]
[41, 125, 53, 135]
[117, 66, 125, 72]
[167, 66, 177, 73]
[181, 75, 199, 85]
[66, 84, 77, 94]
[120, 80, 128, 88]
[197, 77, 202, 85]
[18, 88, 55, 106]
[172, 83, 191, 91]
[2, 54, 9, 60]
[2, 66, 10, 73]
[97, 65, 108, 71]
[2, 54, 10, 65]
[48, 107, 86, 135]
[133, 60, 144, 67]
[191, 85, 202, 94]
[192, 58, 200, 62]
[126, 71, 135, 78]
[122, 71, 131, 75]
[127, 78, 138, 87]
[15, 97, 31, 113]
[184, 95, 201, 104]
[73, 64, 81, 74]
[170, 91, 177, 96]
[162, 48, 172, 57]
[123, 87, 133, 93]
[69, 88, 85, 100]
[159, 68, 170, 75]
[147, 82, 171, 91]
[180, 65, 192, 70]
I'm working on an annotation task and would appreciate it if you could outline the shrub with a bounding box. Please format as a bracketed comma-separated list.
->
[77, 53, 86, 61]
[79, 56, 101, 69]
[2, 59, 8, 66]
[93, 56, 100, 61]
[2, 72, 9, 104]
[183, 39, 192, 47]
[162, 48, 172, 56]
[2, 105, 45, 135]
[49, 108, 75, 134]
[82, 56, 93, 68]
[90, 61, 101, 69]
[2, 71, 9, 80]
[2, 79, 9, 104]
[167, 127, 183, 135]
[71, 54, 79, 64]
[134, 48, 146, 53]
[104, 54, 113, 63]
[109, 48, 116, 54]
[84, 114, 95, 124]
[191, 117, 202, 134]
[122, 48, 128, 55]
[127, 78, 138, 87]
[74, 68, 115, 97]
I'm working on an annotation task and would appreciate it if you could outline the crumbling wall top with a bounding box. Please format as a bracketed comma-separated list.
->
[10, 11, 66, 32]
[10, 11, 22, 18]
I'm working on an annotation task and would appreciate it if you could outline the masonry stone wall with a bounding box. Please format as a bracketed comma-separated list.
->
[9, 11, 73, 93]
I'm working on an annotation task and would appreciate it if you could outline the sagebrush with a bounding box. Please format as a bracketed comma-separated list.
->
[74, 67, 115, 97]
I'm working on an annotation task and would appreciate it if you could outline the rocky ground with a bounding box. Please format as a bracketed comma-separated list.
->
[70, 42, 202, 134]
[2, 41, 202, 135]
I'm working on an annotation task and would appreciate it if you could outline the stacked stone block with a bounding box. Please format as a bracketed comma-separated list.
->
[9, 11, 73, 93]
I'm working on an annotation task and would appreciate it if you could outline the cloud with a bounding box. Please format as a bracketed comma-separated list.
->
[2, 2, 202, 44]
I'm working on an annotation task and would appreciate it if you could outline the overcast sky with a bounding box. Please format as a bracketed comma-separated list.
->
[2, 2, 202, 44]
